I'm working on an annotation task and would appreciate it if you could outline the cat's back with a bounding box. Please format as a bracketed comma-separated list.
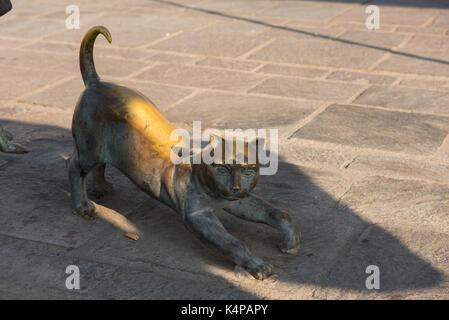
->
[75, 81, 179, 160]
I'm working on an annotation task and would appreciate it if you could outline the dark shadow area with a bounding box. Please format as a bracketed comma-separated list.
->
[0, 118, 444, 298]
[150, 0, 449, 66]
[252, 161, 445, 294]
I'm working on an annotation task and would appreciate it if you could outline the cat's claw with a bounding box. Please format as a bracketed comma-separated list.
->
[279, 229, 301, 255]
[1, 142, 29, 153]
[72, 201, 96, 220]
[244, 260, 273, 280]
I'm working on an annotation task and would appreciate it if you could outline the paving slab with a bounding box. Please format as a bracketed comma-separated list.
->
[398, 78, 449, 91]
[313, 225, 448, 299]
[0, 48, 69, 70]
[149, 31, 271, 58]
[133, 63, 266, 92]
[21, 77, 85, 109]
[395, 26, 448, 36]
[0, 37, 30, 49]
[44, 13, 177, 47]
[149, 52, 199, 65]
[326, 71, 396, 85]
[337, 30, 407, 48]
[23, 77, 193, 111]
[248, 38, 386, 69]
[257, 64, 329, 78]
[262, 25, 345, 40]
[376, 50, 449, 77]
[0, 102, 73, 129]
[345, 153, 449, 183]
[164, 91, 321, 135]
[353, 85, 449, 114]
[0, 234, 121, 299]
[338, 176, 449, 233]
[330, 21, 397, 32]
[279, 142, 356, 169]
[92, 267, 258, 300]
[292, 104, 449, 155]
[0, 66, 68, 100]
[254, 163, 352, 211]
[200, 20, 270, 36]
[432, 10, 449, 28]
[249, 76, 363, 102]
[196, 57, 261, 71]
[404, 35, 449, 51]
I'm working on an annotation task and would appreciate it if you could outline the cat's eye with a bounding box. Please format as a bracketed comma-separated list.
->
[215, 166, 230, 175]
[243, 168, 256, 176]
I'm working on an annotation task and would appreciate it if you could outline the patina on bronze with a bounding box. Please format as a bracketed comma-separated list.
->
[0, 126, 28, 153]
[69, 26, 300, 280]
[0, 0, 28, 154]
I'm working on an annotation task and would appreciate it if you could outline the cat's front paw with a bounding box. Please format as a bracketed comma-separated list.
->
[279, 228, 301, 255]
[244, 259, 273, 280]
[1, 142, 29, 154]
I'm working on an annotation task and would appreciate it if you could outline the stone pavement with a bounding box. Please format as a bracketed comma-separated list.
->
[0, 0, 448, 299]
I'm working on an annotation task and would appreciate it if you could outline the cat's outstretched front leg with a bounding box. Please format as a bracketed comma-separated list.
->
[223, 194, 301, 254]
[183, 207, 273, 280]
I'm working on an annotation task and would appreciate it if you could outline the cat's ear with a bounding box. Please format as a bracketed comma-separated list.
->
[247, 136, 265, 164]
[170, 145, 193, 164]
[209, 133, 225, 148]
[199, 133, 223, 164]
[256, 137, 265, 149]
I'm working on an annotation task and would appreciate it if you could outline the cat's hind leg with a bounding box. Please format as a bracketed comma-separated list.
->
[91, 163, 114, 198]
[183, 208, 273, 280]
[68, 147, 96, 220]
[223, 194, 300, 254]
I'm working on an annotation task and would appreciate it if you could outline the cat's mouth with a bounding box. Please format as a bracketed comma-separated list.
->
[220, 189, 248, 200]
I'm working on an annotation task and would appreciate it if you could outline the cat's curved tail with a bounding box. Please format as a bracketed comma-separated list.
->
[79, 26, 112, 86]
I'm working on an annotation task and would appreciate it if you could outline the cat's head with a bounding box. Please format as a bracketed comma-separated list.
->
[199, 133, 264, 201]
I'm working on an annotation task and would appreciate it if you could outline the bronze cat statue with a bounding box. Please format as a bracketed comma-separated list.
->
[69, 26, 300, 280]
